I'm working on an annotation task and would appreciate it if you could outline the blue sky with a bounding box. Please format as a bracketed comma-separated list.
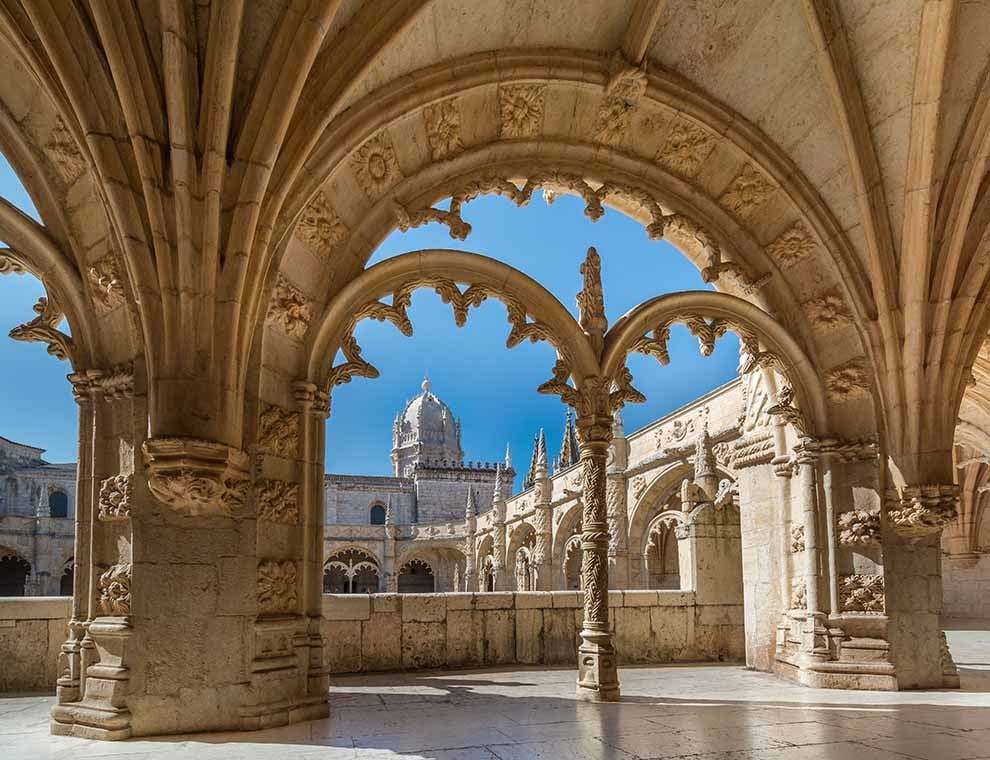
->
[0, 157, 739, 482]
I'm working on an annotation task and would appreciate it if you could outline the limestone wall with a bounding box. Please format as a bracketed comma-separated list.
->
[0, 596, 69, 692]
[943, 554, 990, 618]
[321, 590, 744, 674]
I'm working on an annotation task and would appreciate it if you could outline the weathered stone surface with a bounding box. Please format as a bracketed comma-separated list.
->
[361, 613, 401, 671]
[401, 594, 445, 623]
[402, 622, 446, 669]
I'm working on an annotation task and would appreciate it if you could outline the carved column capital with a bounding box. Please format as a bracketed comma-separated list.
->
[293, 380, 330, 419]
[885, 484, 959, 539]
[142, 437, 250, 517]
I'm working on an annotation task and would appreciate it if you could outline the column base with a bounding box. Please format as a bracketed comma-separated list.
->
[51, 703, 132, 741]
[576, 626, 620, 702]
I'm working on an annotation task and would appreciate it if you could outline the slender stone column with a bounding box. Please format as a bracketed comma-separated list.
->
[575, 406, 619, 701]
[463, 487, 477, 592]
[532, 432, 553, 590]
[794, 440, 829, 663]
[606, 412, 629, 588]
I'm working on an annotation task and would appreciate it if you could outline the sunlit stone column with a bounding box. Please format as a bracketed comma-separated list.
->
[794, 439, 829, 664]
[606, 412, 629, 589]
[575, 403, 619, 701]
[532, 433, 553, 590]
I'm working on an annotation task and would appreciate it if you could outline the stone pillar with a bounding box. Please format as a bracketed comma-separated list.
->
[532, 445, 553, 591]
[606, 412, 629, 589]
[794, 440, 829, 664]
[884, 483, 959, 688]
[575, 403, 619, 702]
[383, 525, 397, 593]
[492, 466, 508, 589]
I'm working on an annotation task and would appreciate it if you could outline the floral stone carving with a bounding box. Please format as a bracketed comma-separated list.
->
[498, 84, 546, 138]
[98, 474, 132, 520]
[257, 479, 300, 524]
[593, 59, 647, 146]
[805, 292, 853, 333]
[766, 221, 818, 267]
[837, 509, 881, 546]
[657, 120, 716, 178]
[790, 524, 805, 553]
[352, 132, 402, 200]
[423, 98, 464, 160]
[98, 563, 132, 616]
[257, 560, 298, 614]
[790, 580, 807, 610]
[258, 402, 300, 458]
[88, 252, 126, 311]
[840, 574, 884, 613]
[719, 163, 776, 220]
[296, 190, 347, 256]
[887, 485, 958, 538]
[142, 437, 250, 517]
[267, 275, 312, 340]
[824, 360, 871, 403]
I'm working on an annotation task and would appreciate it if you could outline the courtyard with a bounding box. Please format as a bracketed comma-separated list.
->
[4, 621, 988, 760]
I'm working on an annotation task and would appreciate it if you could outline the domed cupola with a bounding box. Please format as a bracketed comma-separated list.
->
[391, 378, 463, 477]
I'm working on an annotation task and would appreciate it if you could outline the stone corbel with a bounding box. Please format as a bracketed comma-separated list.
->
[142, 437, 250, 517]
[885, 484, 959, 539]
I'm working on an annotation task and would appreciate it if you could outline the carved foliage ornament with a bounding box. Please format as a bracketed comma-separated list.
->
[823, 360, 871, 403]
[98, 474, 132, 521]
[257, 560, 298, 614]
[790, 579, 807, 610]
[398, 172, 673, 242]
[766, 385, 809, 435]
[886, 485, 958, 538]
[0, 250, 26, 275]
[296, 190, 348, 256]
[790, 525, 805, 553]
[423, 98, 464, 161]
[352, 132, 403, 200]
[657, 120, 717, 178]
[148, 470, 249, 517]
[259, 402, 300, 458]
[837, 510, 881, 546]
[805, 292, 853, 333]
[719, 163, 776, 220]
[9, 295, 73, 362]
[88, 252, 126, 311]
[840, 574, 884, 614]
[766, 221, 818, 268]
[498, 83, 546, 138]
[267, 275, 312, 340]
[98, 563, 131, 616]
[257, 479, 300, 524]
[593, 57, 648, 146]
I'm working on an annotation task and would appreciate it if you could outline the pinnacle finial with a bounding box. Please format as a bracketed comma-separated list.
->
[493, 463, 504, 503]
[577, 246, 607, 352]
[421, 376, 431, 393]
[505, 443, 512, 469]
[385, 494, 393, 524]
[536, 428, 548, 471]
[465, 486, 477, 518]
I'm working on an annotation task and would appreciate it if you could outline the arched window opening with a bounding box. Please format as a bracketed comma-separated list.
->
[646, 518, 681, 590]
[397, 558, 435, 593]
[564, 535, 583, 591]
[59, 562, 73, 596]
[0, 553, 31, 596]
[369, 504, 386, 525]
[49, 490, 68, 518]
[323, 549, 379, 594]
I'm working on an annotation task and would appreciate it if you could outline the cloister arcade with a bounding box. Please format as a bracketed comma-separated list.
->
[0, 1, 985, 746]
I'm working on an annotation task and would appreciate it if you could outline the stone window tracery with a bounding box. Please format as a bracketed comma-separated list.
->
[324, 549, 380, 594]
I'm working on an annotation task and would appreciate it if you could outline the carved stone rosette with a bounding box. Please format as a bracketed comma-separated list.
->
[886, 485, 959, 539]
[97, 563, 132, 616]
[142, 437, 250, 517]
[839, 574, 884, 614]
[98, 474, 132, 521]
[837, 510, 881, 546]
[257, 560, 298, 615]
[257, 479, 300, 525]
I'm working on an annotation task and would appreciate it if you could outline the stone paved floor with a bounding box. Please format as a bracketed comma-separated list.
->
[4, 621, 989, 760]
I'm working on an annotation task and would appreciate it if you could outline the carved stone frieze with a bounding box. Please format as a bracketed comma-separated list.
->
[267, 275, 312, 340]
[352, 132, 402, 200]
[766, 221, 818, 267]
[296, 190, 348, 256]
[593, 58, 647, 146]
[257, 560, 298, 614]
[790, 525, 805, 553]
[657, 120, 717, 178]
[837, 510, 881, 546]
[142, 437, 250, 517]
[98, 474, 132, 521]
[886, 485, 959, 538]
[257, 479, 300, 524]
[823, 360, 871, 403]
[423, 98, 464, 160]
[839, 574, 884, 614]
[719, 163, 776, 220]
[9, 295, 74, 361]
[88, 253, 126, 311]
[98, 563, 132, 616]
[258, 402, 300, 458]
[498, 83, 546, 138]
[731, 429, 776, 469]
[805, 292, 853, 333]
[46, 117, 86, 182]
[94, 363, 135, 401]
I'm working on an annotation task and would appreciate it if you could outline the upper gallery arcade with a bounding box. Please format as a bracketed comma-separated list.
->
[0, 0, 987, 741]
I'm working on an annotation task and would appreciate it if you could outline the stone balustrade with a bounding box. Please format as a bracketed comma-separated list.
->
[0, 591, 743, 692]
[321, 590, 744, 674]
[0, 596, 71, 692]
